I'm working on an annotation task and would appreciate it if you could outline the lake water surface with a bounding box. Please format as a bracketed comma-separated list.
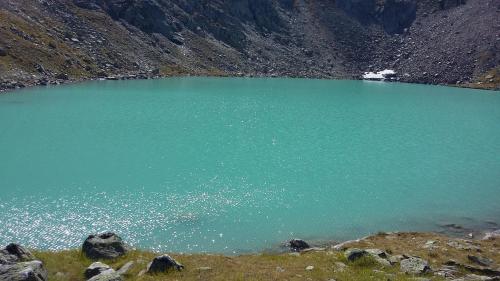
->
[0, 78, 499, 253]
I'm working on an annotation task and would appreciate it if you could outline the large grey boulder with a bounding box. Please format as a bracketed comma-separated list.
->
[147, 255, 184, 273]
[82, 232, 128, 260]
[85, 262, 113, 279]
[0, 260, 48, 281]
[400, 257, 431, 274]
[0, 244, 35, 265]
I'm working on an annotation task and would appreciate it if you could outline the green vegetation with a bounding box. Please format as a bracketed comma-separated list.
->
[34, 249, 443, 281]
[32, 232, 500, 281]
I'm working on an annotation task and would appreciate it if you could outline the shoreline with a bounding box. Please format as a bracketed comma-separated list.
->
[1, 72, 499, 95]
[3, 230, 499, 281]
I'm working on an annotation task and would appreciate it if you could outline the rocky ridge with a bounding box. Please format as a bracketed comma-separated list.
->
[0, 0, 498, 92]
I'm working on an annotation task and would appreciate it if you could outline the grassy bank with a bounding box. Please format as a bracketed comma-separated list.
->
[32, 232, 499, 281]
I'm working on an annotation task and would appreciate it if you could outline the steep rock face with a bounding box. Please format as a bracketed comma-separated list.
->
[73, 0, 287, 49]
[336, 0, 417, 34]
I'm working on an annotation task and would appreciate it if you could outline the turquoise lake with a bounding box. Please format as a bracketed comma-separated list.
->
[0, 77, 499, 253]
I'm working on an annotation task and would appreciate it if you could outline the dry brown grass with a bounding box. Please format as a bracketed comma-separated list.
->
[30, 232, 500, 281]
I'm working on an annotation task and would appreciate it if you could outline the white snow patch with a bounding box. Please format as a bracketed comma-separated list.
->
[363, 69, 396, 80]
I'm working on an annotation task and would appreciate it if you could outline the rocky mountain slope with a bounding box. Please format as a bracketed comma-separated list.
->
[0, 0, 498, 91]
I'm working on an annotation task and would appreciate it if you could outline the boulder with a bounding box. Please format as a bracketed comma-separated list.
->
[400, 257, 431, 274]
[288, 239, 310, 251]
[0, 244, 35, 264]
[85, 262, 113, 279]
[0, 260, 48, 281]
[344, 248, 368, 262]
[366, 249, 391, 266]
[82, 232, 128, 260]
[147, 255, 184, 273]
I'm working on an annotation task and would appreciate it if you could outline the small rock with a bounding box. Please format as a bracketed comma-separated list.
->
[288, 239, 310, 251]
[467, 255, 493, 267]
[147, 255, 184, 273]
[0, 260, 48, 281]
[82, 232, 128, 260]
[85, 262, 113, 279]
[482, 229, 500, 240]
[0, 47, 6, 56]
[400, 257, 431, 274]
[389, 254, 407, 264]
[344, 248, 368, 262]
[434, 265, 459, 278]
[55, 73, 69, 80]
[485, 74, 494, 79]
[0, 244, 35, 264]
[116, 261, 134, 275]
[87, 271, 122, 281]
[422, 240, 437, 249]
[305, 265, 314, 271]
[276, 266, 285, 273]
[333, 262, 346, 272]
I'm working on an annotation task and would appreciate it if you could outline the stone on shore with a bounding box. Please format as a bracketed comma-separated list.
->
[400, 257, 431, 274]
[82, 232, 128, 260]
[288, 239, 310, 251]
[0, 260, 48, 281]
[483, 229, 500, 240]
[344, 248, 368, 262]
[365, 249, 392, 266]
[147, 255, 184, 273]
[84, 262, 113, 279]
[0, 244, 35, 264]
[87, 271, 122, 281]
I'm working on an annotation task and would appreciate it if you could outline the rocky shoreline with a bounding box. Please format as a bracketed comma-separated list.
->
[1, 229, 499, 281]
[0, 71, 498, 96]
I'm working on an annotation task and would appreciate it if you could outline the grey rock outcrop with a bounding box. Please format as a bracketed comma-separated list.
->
[400, 257, 431, 274]
[336, 0, 417, 34]
[0, 261, 48, 281]
[147, 255, 184, 273]
[0, 244, 35, 265]
[82, 232, 128, 260]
